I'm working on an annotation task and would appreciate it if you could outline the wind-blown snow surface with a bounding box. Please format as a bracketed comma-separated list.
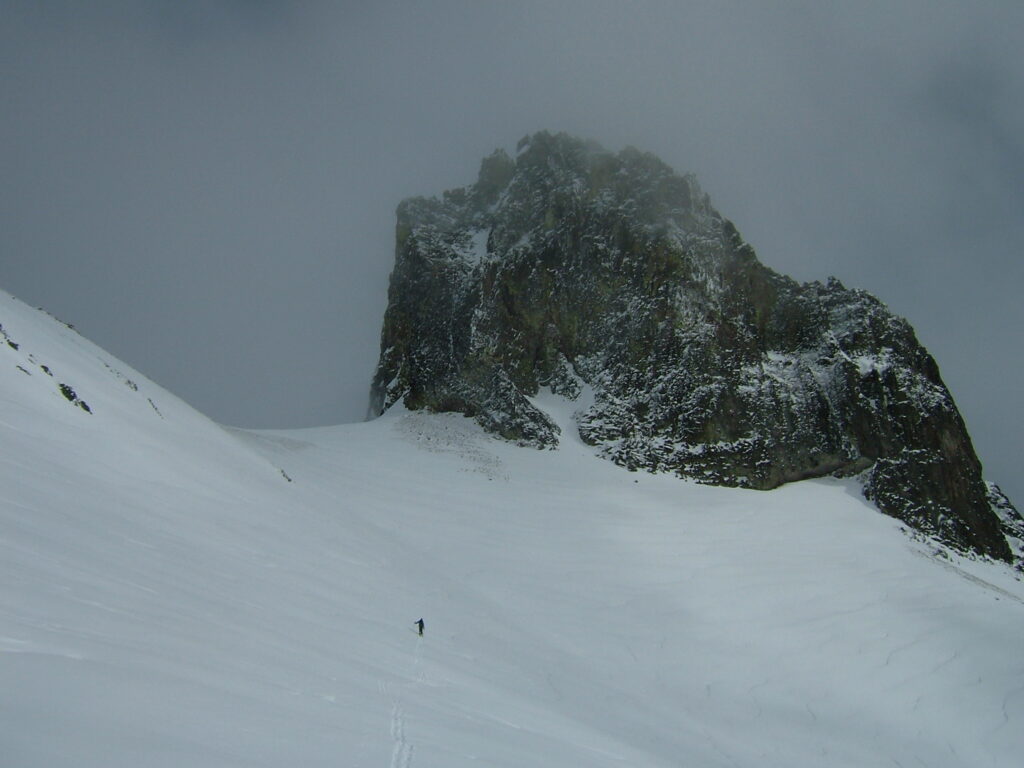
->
[2, 289, 1023, 768]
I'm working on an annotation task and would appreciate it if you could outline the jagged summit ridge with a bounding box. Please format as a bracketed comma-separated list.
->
[370, 131, 1018, 561]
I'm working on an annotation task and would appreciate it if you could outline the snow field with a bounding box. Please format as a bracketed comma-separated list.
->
[2, 289, 1023, 767]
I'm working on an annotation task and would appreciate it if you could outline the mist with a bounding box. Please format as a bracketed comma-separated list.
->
[2, 0, 1021, 500]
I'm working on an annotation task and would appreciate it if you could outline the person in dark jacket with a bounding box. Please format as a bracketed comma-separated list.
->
[415, 618, 424, 636]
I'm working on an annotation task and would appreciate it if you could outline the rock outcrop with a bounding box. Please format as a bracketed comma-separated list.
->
[370, 131, 1016, 561]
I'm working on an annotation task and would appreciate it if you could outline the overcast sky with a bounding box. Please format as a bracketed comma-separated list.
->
[2, 1, 1021, 501]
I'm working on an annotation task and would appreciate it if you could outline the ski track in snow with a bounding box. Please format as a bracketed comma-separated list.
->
[380, 635, 424, 768]
[389, 694, 413, 768]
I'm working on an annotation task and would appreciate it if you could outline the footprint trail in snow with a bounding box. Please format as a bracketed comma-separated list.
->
[384, 635, 423, 768]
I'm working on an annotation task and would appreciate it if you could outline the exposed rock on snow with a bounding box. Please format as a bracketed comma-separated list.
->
[370, 131, 1015, 561]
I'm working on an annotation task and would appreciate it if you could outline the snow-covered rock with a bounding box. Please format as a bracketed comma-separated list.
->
[370, 131, 1015, 560]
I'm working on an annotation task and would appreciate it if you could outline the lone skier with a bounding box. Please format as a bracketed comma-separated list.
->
[415, 618, 425, 636]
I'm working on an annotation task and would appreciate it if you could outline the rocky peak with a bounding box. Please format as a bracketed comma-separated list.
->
[370, 131, 1017, 562]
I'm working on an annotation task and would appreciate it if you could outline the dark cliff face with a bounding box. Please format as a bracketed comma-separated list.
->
[370, 131, 1016, 562]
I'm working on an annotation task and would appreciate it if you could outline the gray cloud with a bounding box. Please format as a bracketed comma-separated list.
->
[2, 0, 1021, 500]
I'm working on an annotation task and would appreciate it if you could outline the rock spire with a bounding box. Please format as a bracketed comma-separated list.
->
[371, 131, 1019, 561]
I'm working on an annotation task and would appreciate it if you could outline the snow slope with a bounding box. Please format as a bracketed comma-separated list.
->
[2, 288, 1022, 767]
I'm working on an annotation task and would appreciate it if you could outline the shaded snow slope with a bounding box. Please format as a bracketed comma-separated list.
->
[2, 289, 1023, 767]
